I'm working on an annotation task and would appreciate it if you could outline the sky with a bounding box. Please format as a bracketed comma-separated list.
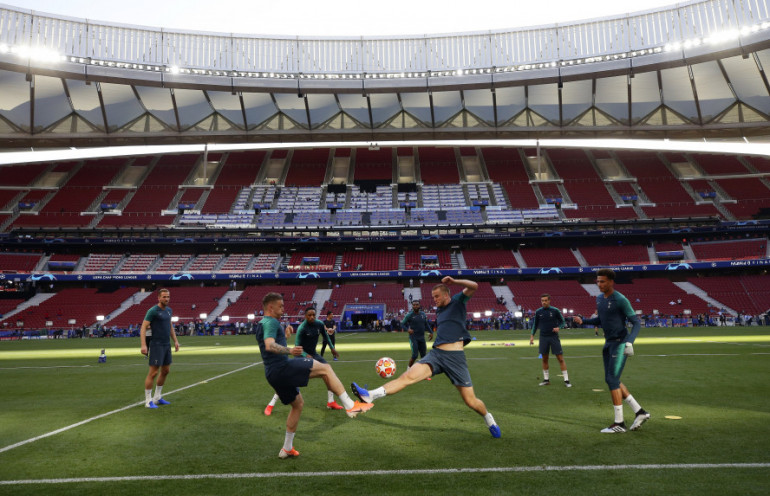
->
[13, 0, 681, 37]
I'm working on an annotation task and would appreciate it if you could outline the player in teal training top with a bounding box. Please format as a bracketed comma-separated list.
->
[139, 289, 180, 409]
[574, 269, 650, 433]
[264, 307, 345, 414]
[401, 300, 434, 370]
[351, 277, 501, 438]
[529, 293, 571, 387]
[256, 292, 371, 459]
[295, 307, 343, 409]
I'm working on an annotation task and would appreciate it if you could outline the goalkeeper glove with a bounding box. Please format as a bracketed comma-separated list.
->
[623, 342, 634, 356]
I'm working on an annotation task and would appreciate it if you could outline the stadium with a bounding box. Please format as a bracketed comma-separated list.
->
[0, 0, 768, 494]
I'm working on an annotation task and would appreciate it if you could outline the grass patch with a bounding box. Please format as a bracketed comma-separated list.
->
[1, 327, 768, 495]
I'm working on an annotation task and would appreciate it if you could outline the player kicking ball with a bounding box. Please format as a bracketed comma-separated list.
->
[257, 292, 371, 459]
[351, 277, 501, 438]
[574, 268, 650, 433]
[265, 307, 344, 414]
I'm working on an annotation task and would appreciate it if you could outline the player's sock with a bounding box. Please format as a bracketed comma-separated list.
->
[484, 412, 497, 428]
[145, 389, 152, 405]
[269, 394, 279, 407]
[370, 386, 387, 401]
[339, 392, 355, 410]
[614, 405, 624, 424]
[543, 370, 550, 381]
[562, 370, 569, 382]
[153, 385, 163, 402]
[282, 431, 295, 452]
[624, 395, 642, 412]
[327, 390, 335, 403]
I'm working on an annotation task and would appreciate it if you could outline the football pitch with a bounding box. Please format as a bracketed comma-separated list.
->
[0, 327, 768, 495]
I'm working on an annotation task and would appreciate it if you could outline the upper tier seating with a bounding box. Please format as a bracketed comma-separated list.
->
[579, 244, 651, 266]
[689, 239, 767, 261]
[518, 247, 578, 268]
[462, 249, 518, 269]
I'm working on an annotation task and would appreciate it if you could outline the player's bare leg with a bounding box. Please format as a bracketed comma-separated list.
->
[309, 360, 369, 416]
[383, 362, 432, 394]
[457, 385, 501, 438]
[556, 354, 570, 386]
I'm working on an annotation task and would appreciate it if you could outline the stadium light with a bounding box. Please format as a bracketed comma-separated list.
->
[562, 308, 568, 314]
[484, 310, 493, 317]
[96, 315, 105, 321]
[472, 312, 481, 319]
[221, 315, 230, 322]
[199, 313, 207, 319]
[247, 314, 255, 320]
[569, 309, 574, 314]
[514, 311, 523, 318]
[171, 316, 179, 322]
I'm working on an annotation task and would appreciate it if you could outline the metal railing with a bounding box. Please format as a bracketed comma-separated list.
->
[0, 0, 769, 73]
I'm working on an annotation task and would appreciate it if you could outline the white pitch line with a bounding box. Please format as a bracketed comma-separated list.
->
[1, 462, 768, 485]
[0, 362, 260, 455]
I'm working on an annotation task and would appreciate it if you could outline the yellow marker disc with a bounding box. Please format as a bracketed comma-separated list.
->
[664, 415, 682, 420]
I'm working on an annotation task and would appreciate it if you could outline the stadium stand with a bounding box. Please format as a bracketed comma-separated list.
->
[579, 244, 651, 266]
[0, 252, 43, 272]
[404, 249, 452, 270]
[354, 148, 393, 180]
[506, 280, 595, 316]
[323, 283, 405, 315]
[518, 247, 579, 268]
[612, 279, 710, 316]
[482, 148, 540, 209]
[285, 252, 336, 272]
[689, 239, 767, 261]
[1, 287, 137, 330]
[418, 147, 459, 184]
[285, 149, 329, 187]
[462, 249, 518, 269]
[340, 250, 399, 271]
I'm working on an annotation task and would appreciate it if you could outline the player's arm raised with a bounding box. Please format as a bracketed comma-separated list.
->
[442, 276, 478, 298]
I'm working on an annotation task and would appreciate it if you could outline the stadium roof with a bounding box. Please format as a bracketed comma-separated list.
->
[1, 0, 770, 147]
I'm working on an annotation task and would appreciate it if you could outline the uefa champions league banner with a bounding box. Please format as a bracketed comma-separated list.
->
[7, 258, 770, 283]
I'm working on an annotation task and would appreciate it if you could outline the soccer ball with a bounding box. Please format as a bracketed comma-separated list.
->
[375, 357, 397, 378]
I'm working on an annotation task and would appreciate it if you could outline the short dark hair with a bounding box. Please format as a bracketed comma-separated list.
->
[158, 288, 170, 295]
[596, 268, 616, 280]
[262, 292, 283, 307]
[326, 311, 333, 316]
[540, 293, 550, 299]
[305, 307, 316, 315]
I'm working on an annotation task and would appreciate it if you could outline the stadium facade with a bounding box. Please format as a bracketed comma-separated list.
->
[1, 0, 770, 146]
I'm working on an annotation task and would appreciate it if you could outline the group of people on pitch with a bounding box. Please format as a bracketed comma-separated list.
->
[140, 268, 649, 459]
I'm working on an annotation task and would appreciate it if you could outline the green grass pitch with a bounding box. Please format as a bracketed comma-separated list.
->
[0, 327, 768, 495]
